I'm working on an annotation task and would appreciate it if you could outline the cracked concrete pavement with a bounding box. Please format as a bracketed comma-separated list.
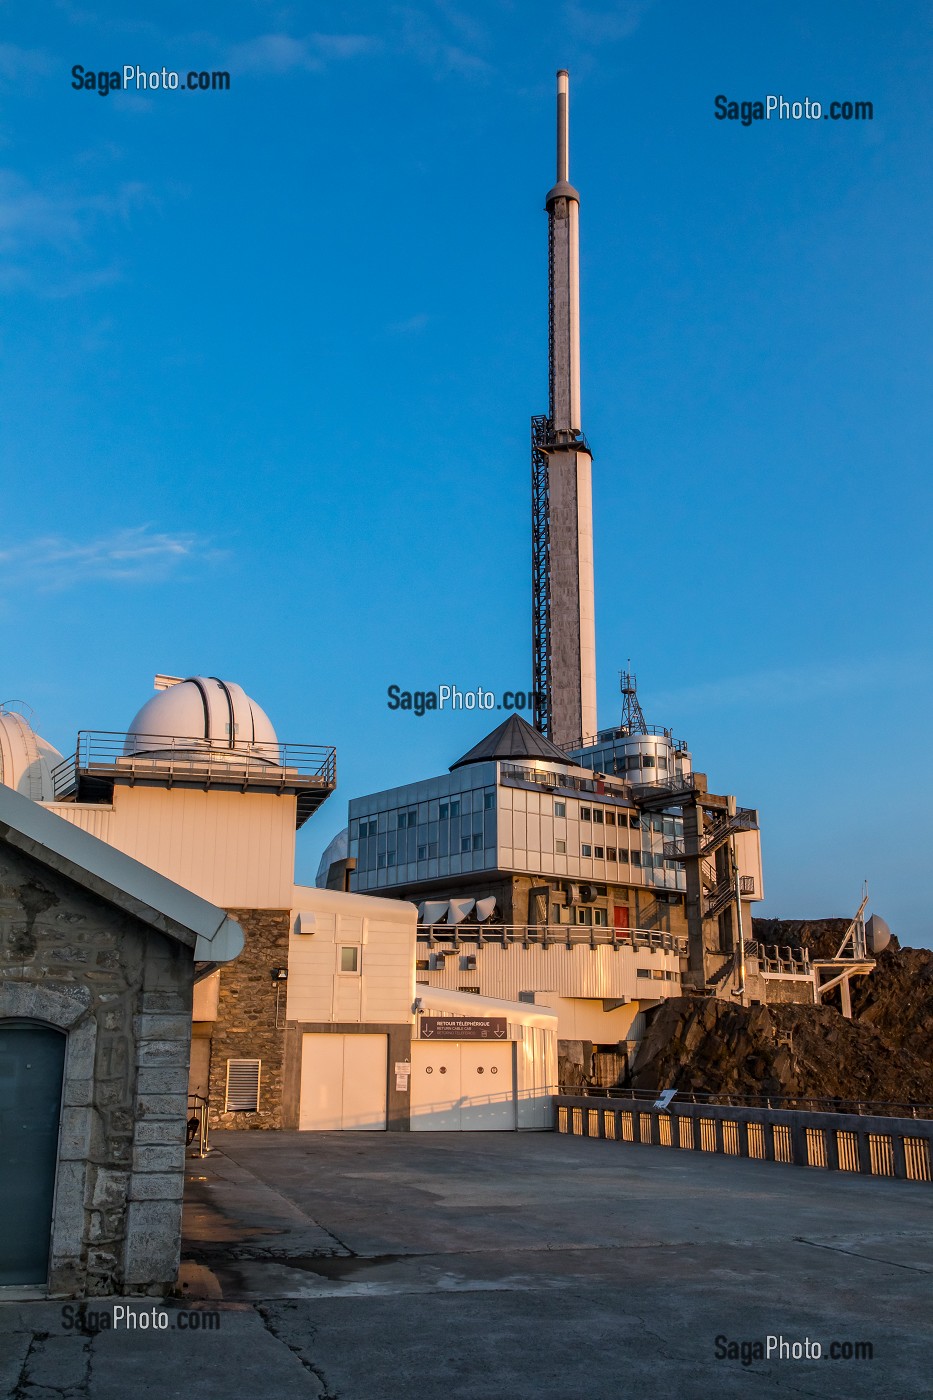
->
[3, 1129, 932, 1398]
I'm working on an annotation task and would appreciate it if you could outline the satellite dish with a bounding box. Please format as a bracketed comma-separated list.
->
[865, 914, 891, 955]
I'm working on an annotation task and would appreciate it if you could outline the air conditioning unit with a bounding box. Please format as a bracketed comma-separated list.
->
[564, 882, 582, 905]
[578, 884, 598, 904]
[460, 954, 477, 972]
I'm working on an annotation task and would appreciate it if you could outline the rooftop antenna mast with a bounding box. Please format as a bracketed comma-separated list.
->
[532, 70, 598, 749]
[619, 665, 648, 735]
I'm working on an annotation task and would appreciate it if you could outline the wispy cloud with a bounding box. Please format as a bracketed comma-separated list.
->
[0, 169, 153, 296]
[0, 43, 54, 81]
[385, 311, 430, 335]
[651, 657, 929, 714]
[564, 0, 656, 44]
[0, 526, 224, 591]
[228, 31, 379, 75]
[395, 6, 492, 78]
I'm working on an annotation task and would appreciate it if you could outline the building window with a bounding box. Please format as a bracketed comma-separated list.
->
[554, 801, 566, 817]
[606, 847, 617, 862]
[637, 968, 652, 979]
[556, 839, 566, 854]
[618, 849, 629, 863]
[580, 807, 591, 821]
[458, 986, 481, 994]
[225, 1059, 261, 1112]
[398, 808, 417, 829]
[605, 811, 616, 826]
[576, 907, 593, 925]
[643, 755, 656, 767]
[439, 803, 448, 819]
[415, 958, 430, 971]
[627, 755, 640, 770]
[594, 908, 609, 927]
[450, 800, 460, 817]
[340, 946, 360, 973]
[417, 845, 427, 860]
[484, 792, 495, 810]
[360, 818, 377, 837]
[581, 843, 592, 857]
[593, 810, 603, 824]
[631, 850, 641, 865]
[461, 837, 472, 853]
[594, 846, 604, 859]
[377, 853, 387, 869]
[551, 903, 563, 923]
[629, 815, 640, 828]
[472, 834, 483, 851]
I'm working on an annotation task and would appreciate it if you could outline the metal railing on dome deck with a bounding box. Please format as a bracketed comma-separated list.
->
[51, 730, 337, 800]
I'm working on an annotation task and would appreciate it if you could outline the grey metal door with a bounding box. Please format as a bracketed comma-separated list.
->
[0, 1022, 65, 1285]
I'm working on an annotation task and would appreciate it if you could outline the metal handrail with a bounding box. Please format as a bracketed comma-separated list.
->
[187, 1094, 210, 1156]
[417, 923, 688, 954]
[500, 763, 630, 801]
[560, 1084, 933, 1120]
[52, 730, 337, 800]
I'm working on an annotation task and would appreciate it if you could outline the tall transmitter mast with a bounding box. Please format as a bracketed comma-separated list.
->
[532, 70, 598, 749]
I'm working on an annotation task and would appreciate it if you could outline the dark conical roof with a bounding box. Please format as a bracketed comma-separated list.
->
[450, 714, 570, 770]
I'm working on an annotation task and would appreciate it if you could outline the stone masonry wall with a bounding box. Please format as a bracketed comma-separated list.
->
[0, 837, 193, 1296]
[207, 907, 290, 1130]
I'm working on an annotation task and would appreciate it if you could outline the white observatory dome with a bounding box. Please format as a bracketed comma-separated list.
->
[124, 676, 279, 758]
[0, 704, 64, 802]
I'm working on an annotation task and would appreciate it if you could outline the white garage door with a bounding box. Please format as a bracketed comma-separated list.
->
[299, 1033, 387, 1131]
[411, 1040, 515, 1131]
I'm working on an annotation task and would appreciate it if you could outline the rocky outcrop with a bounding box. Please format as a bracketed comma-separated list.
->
[628, 993, 933, 1106]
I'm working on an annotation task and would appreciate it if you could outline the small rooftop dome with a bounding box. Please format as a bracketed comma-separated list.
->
[450, 714, 570, 770]
[0, 703, 64, 802]
[124, 676, 278, 757]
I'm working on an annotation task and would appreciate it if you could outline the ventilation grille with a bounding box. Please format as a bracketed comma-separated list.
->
[225, 1058, 261, 1112]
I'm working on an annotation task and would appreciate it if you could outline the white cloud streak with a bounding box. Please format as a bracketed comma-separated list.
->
[228, 31, 379, 75]
[650, 657, 929, 713]
[564, 0, 656, 43]
[0, 526, 223, 591]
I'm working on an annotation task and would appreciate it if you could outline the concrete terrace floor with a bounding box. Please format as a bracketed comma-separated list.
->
[4, 1128, 933, 1399]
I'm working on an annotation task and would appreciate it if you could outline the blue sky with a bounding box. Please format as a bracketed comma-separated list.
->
[1, 2, 931, 943]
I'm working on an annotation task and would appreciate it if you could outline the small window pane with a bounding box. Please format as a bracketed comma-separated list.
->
[340, 946, 359, 972]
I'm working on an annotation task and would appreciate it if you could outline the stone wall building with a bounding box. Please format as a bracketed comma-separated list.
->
[0, 783, 242, 1296]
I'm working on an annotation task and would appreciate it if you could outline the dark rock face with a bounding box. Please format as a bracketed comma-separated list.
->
[629, 987, 933, 1106]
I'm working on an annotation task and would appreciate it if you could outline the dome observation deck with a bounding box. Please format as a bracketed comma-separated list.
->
[51, 676, 336, 829]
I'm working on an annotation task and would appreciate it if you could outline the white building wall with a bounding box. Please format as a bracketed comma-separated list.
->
[45, 786, 296, 909]
[419, 942, 682, 1005]
[286, 887, 417, 1025]
[416, 986, 558, 1130]
[734, 827, 764, 901]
